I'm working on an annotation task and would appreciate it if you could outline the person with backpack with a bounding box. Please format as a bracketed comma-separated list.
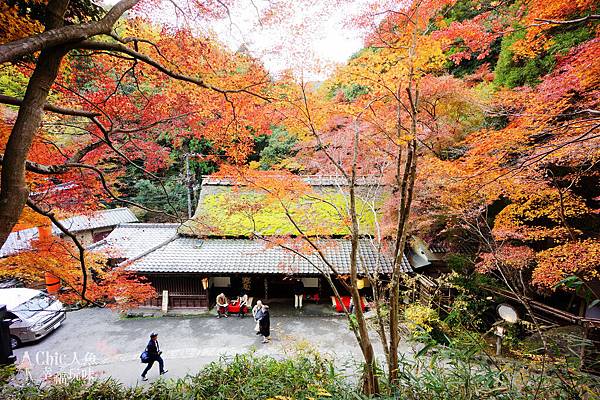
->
[141, 332, 167, 381]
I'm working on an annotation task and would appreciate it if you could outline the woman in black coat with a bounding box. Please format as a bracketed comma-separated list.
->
[258, 305, 270, 343]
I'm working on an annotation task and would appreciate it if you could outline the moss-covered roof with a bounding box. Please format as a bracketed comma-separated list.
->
[178, 190, 380, 237]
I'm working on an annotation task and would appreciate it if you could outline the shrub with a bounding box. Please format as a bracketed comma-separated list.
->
[2, 349, 599, 400]
[0, 353, 355, 400]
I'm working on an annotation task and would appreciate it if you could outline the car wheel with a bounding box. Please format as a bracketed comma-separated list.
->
[10, 335, 21, 350]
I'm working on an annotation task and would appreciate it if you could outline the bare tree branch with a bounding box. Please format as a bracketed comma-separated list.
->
[534, 15, 599, 25]
[0, 94, 100, 118]
[26, 198, 101, 306]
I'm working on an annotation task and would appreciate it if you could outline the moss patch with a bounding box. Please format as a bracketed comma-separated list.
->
[179, 191, 379, 237]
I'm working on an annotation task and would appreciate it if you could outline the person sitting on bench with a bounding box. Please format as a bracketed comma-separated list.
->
[237, 292, 249, 317]
[216, 293, 229, 318]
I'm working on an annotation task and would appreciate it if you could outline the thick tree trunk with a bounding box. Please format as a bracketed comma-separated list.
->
[0, 0, 138, 250]
[0, 0, 70, 248]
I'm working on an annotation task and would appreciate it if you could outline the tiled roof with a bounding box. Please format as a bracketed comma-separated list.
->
[54, 208, 138, 234]
[429, 244, 449, 254]
[201, 175, 383, 187]
[0, 208, 138, 258]
[0, 228, 39, 258]
[124, 238, 412, 275]
[88, 223, 179, 260]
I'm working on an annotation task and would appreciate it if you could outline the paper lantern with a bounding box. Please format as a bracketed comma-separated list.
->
[357, 278, 365, 290]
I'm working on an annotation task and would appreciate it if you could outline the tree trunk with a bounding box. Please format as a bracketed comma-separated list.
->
[387, 15, 420, 384]
[350, 116, 380, 395]
[0, 0, 70, 248]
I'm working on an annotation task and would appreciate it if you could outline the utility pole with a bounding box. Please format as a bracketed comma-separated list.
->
[185, 154, 193, 218]
[183, 153, 205, 219]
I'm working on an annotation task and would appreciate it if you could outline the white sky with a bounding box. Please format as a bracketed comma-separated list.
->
[101, 0, 372, 80]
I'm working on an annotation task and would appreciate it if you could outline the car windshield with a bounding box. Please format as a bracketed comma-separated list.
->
[14, 293, 54, 319]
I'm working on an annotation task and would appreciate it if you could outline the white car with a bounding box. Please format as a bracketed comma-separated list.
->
[0, 288, 66, 349]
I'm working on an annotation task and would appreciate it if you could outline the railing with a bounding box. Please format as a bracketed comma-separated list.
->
[143, 293, 208, 310]
[169, 294, 208, 309]
[480, 285, 600, 326]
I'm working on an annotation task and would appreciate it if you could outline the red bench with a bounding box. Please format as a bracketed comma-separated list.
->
[331, 296, 366, 312]
[227, 297, 253, 314]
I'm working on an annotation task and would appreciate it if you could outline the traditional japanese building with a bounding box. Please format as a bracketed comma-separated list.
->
[0, 208, 138, 258]
[111, 175, 412, 311]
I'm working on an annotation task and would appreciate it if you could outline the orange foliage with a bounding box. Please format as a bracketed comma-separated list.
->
[512, 0, 598, 58]
[0, 1, 44, 44]
[533, 239, 600, 289]
[0, 235, 155, 310]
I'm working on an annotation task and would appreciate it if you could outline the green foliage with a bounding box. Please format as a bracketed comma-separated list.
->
[327, 83, 370, 101]
[342, 84, 370, 101]
[442, 272, 497, 333]
[387, 346, 600, 399]
[447, 37, 502, 78]
[0, 354, 353, 400]
[132, 178, 187, 216]
[258, 126, 298, 170]
[494, 26, 593, 88]
[444, 293, 493, 333]
[169, 138, 219, 178]
[4, 349, 598, 400]
[446, 253, 473, 273]
[0, 66, 28, 98]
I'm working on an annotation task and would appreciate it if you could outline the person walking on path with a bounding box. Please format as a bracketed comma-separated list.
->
[293, 279, 304, 309]
[258, 304, 271, 343]
[216, 293, 229, 318]
[141, 332, 167, 381]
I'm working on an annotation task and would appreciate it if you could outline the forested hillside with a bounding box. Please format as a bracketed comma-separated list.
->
[275, 0, 600, 303]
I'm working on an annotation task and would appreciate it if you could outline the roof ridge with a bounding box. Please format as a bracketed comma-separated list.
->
[60, 207, 130, 218]
[98, 207, 129, 213]
[200, 174, 383, 186]
[86, 238, 108, 251]
[117, 223, 181, 228]
[118, 234, 180, 268]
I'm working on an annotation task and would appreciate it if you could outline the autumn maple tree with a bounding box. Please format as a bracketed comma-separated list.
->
[411, 0, 599, 308]
[0, 0, 273, 306]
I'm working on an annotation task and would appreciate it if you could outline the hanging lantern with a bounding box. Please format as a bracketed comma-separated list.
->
[201, 278, 209, 290]
[45, 272, 60, 294]
[357, 278, 365, 290]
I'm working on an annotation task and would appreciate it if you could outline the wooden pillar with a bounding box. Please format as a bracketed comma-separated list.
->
[264, 278, 268, 300]
[318, 277, 322, 303]
[161, 290, 169, 313]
